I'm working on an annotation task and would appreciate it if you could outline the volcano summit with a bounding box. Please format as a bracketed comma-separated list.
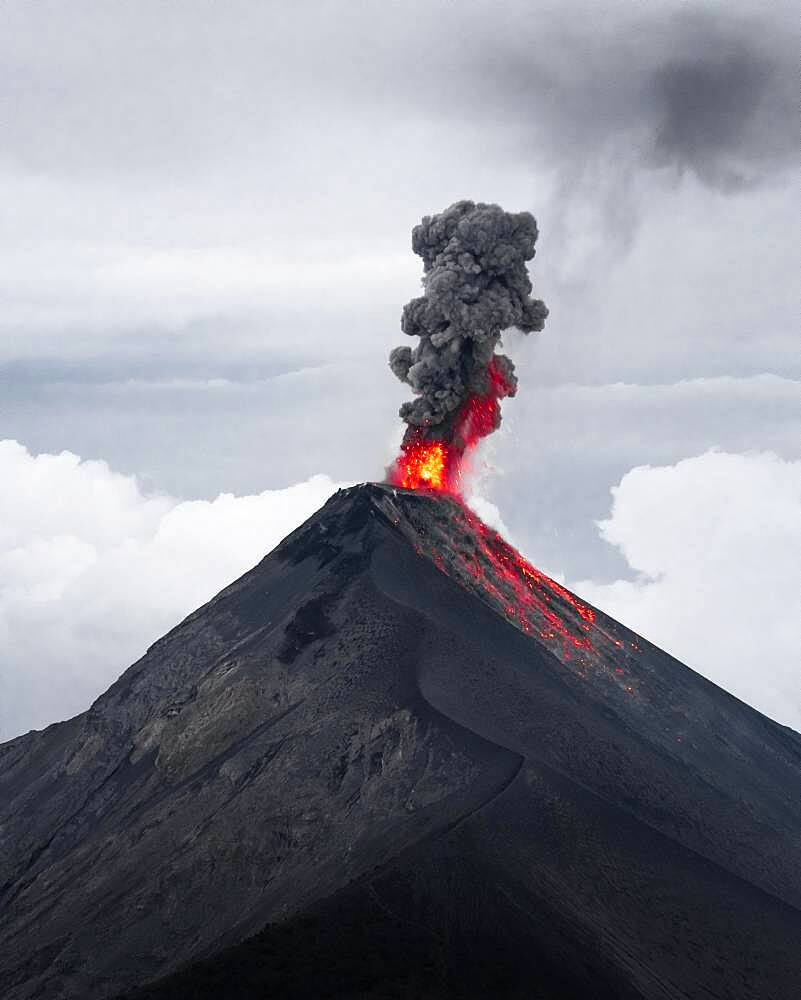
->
[1, 483, 800, 999]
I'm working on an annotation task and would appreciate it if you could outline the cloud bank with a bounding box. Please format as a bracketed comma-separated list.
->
[0, 440, 346, 739]
[2, 442, 797, 739]
[575, 451, 801, 731]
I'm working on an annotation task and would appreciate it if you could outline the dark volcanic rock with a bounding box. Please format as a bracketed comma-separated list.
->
[1, 483, 799, 1000]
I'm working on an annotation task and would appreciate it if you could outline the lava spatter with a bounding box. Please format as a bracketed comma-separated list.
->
[394, 439, 448, 491]
[459, 505, 598, 661]
[390, 358, 515, 494]
[385, 488, 642, 694]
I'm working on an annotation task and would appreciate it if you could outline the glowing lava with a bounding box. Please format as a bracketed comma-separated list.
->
[383, 488, 643, 698]
[460, 507, 597, 658]
[395, 439, 448, 491]
[390, 358, 513, 494]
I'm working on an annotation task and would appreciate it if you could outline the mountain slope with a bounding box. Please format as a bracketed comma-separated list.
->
[1, 483, 799, 999]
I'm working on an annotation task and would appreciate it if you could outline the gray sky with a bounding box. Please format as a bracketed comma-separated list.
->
[1, 0, 799, 735]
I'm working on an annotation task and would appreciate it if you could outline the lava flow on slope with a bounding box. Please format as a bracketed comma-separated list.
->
[378, 485, 642, 700]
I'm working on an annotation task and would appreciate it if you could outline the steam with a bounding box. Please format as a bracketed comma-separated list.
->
[389, 200, 547, 448]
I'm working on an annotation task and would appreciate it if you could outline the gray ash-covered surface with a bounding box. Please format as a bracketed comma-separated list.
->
[1, 483, 799, 1000]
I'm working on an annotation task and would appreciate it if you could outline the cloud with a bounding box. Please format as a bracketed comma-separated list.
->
[2, 2, 793, 181]
[5, 370, 797, 586]
[573, 451, 801, 731]
[0, 0, 796, 511]
[478, 373, 801, 581]
[471, 2, 796, 189]
[646, 33, 782, 189]
[0, 440, 347, 740]
[435, 2, 797, 288]
[4, 439, 797, 742]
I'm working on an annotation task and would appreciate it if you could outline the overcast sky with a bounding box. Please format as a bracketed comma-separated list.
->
[1, 0, 798, 737]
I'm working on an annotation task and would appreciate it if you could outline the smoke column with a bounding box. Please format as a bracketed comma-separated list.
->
[388, 200, 548, 492]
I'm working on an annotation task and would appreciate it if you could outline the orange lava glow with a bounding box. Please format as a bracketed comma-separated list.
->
[453, 510, 643, 695]
[385, 346, 645, 698]
[390, 358, 514, 495]
[398, 493, 643, 698]
[461, 506, 598, 658]
[396, 439, 448, 491]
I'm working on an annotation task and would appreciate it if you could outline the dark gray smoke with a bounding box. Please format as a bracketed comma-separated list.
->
[389, 200, 547, 441]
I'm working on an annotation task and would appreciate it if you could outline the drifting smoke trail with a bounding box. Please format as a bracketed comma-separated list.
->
[388, 200, 547, 492]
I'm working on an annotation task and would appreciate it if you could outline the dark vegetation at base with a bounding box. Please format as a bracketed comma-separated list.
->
[120, 857, 627, 1000]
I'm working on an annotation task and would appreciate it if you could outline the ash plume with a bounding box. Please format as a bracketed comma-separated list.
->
[389, 200, 547, 449]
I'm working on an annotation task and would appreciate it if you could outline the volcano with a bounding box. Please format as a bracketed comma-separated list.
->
[1, 484, 800, 1000]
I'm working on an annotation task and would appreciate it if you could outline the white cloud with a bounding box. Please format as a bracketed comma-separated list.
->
[3, 440, 798, 742]
[487, 372, 801, 581]
[465, 494, 514, 542]
[574, 451, 801, 731]
[0, 440, 347, 740]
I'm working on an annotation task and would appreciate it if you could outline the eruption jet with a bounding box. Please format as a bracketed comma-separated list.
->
[389, 200, 547, 492]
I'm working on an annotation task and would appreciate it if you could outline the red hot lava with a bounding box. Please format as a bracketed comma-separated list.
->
[460, 506, 597, 659]
[446, 508, 643, 694]
[390, 359, 513, 494]
[382, 488, 643, 699]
